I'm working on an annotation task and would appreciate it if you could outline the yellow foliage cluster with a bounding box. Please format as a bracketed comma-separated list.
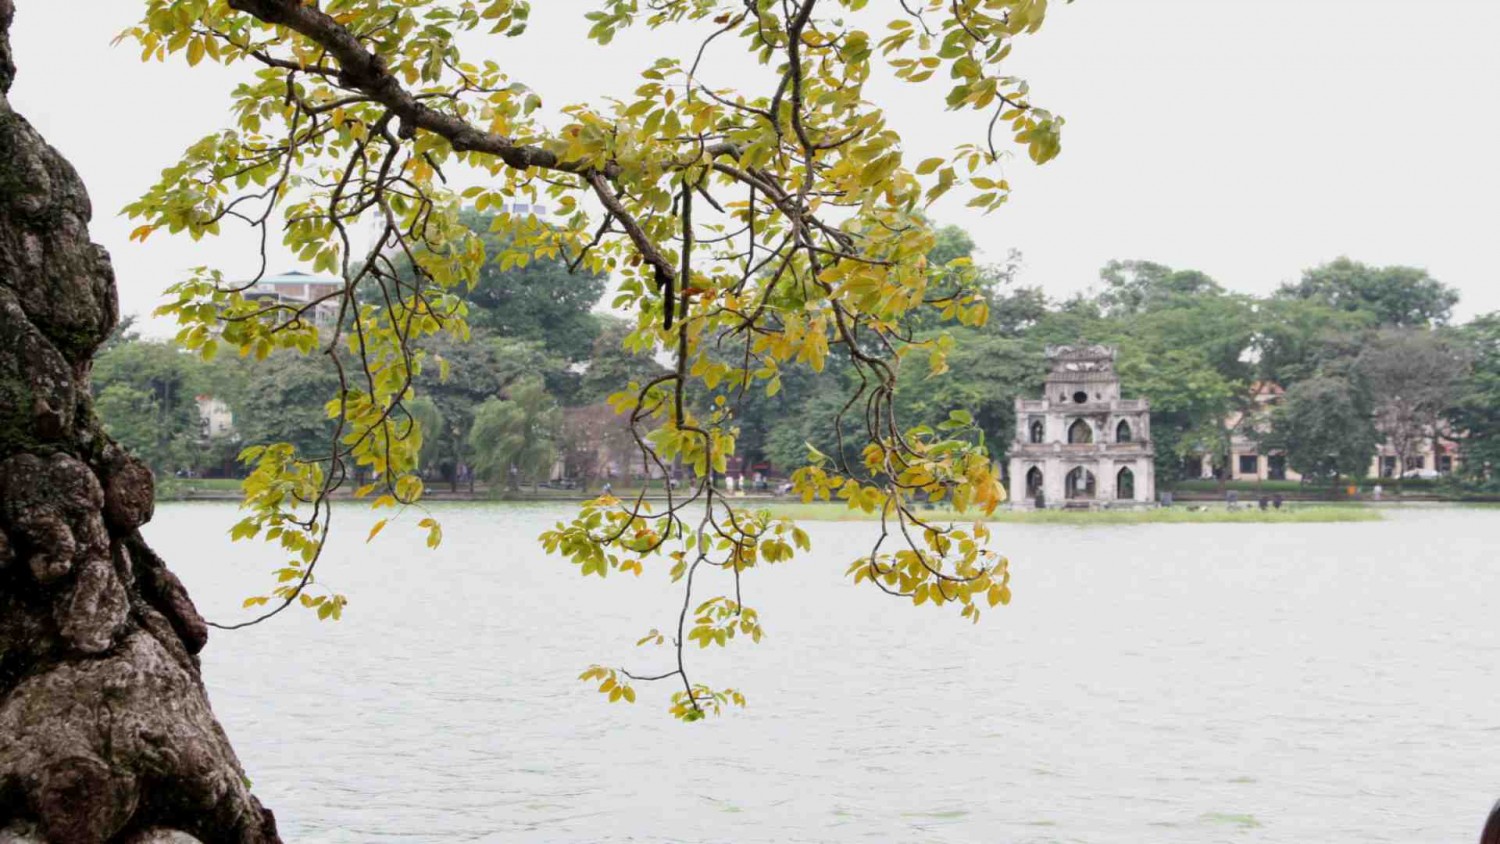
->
[123, 0, 1062, 712]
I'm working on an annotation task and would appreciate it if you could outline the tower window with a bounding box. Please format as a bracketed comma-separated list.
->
[1068, 419, 1093, 444]
[1072, 391, 1088, 404]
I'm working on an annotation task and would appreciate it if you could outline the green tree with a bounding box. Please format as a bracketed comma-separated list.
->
[908, 224, 1018, 332]
[468, 378, 562, 490]
[694, 344, 844, 476]
[1141, 296, 1258, 485]
[757, 363, 871, 475]
[1120, 346, 1237, 485]
[100, 313, 142, 353]
[226, 349, 340, 457]
[1450, 313, 1500, 488]
[1355, 329, 1464, 490]
[1082, 264, 1259, 485]
[91, 339, 209, 475]
[1278, 257, 1459, 328]
[414, 331, 565, 488]
[444, 208, 608, 360]
[558, 402, 638, 491]
[1254, 295, 1373, 388]
[1264, 376, 1378, 486]
[895, 328, 1042, 465]
[1023, 293, 1112, 350]
[733, 223, 1014, 473]
[926, 223, 978, 267]
[988, 284, 1049, 337]
[574, 315, 670, 406]
[1096, 259, 1224, 318]
[405, 396, 447, 475]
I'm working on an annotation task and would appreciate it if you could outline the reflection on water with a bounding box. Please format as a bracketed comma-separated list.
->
[146, 504, 1500, 843]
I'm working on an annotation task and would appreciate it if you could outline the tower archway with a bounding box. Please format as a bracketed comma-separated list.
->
[1116, 466, 1135, 500]
[1025, 466, 1044, 500]
[1115, 419, 1132, 443]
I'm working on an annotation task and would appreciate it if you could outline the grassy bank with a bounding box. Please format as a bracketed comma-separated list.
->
[155, 477, 244, 500]
[752, 501, 1382, 525]
[153, 479, 1395, 521]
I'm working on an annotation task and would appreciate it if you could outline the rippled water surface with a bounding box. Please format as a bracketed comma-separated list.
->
[146, 503, 1500, 843]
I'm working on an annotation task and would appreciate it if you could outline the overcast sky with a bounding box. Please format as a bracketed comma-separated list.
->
[8, 0, 1499, 334]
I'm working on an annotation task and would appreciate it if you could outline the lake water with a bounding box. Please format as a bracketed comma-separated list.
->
[145, 503, 1500, 843]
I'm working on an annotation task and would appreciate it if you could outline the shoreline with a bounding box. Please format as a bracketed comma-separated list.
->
[154, 490, 1400, 524]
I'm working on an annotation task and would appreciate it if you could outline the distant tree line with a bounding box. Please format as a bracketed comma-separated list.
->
[93, 210, 663, 492]
[739, 235, 1494, 491]
[92, 215, 1500, 492]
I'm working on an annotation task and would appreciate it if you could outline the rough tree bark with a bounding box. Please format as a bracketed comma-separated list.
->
[0, 4, 280, 841]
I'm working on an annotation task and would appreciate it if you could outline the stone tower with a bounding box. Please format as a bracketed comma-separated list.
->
[1007, 345, 1155, 508]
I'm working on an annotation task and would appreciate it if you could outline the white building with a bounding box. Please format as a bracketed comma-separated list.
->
[242, 270, 344, 328]
[1186, 381, 1464, 482]
[1008, 345, 1156, 508]
[195, 395, 235, 439]
[1185, 381, 1299, 482]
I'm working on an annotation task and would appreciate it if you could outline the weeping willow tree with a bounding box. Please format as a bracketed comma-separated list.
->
[125, 0, 1062, 713]
[468, 378, 559, 490]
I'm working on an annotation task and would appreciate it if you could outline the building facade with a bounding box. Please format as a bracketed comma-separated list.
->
[1184, 381, 1464, 482]
[195, 395, 235, 440]
[243, 270, 344, 328]
[1183, 381, 1301, 482]
[1369, 434, 1462, 479]
[1008, 345, 1156, 508]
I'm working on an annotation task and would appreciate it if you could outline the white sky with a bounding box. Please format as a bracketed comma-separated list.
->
[9, 0, 1499, 334]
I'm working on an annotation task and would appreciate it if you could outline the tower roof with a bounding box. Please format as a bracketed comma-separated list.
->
[1045, 344, 1116, 363]
[1044, 344, 1117, 380]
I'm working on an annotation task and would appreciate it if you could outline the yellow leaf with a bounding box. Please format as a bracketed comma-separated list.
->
[366, 519, 388, 543]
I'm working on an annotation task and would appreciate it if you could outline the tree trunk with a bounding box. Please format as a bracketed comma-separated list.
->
[0, 5, 279, 841]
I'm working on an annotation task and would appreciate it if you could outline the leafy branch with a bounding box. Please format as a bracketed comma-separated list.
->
[124, 0, 1064, 716]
